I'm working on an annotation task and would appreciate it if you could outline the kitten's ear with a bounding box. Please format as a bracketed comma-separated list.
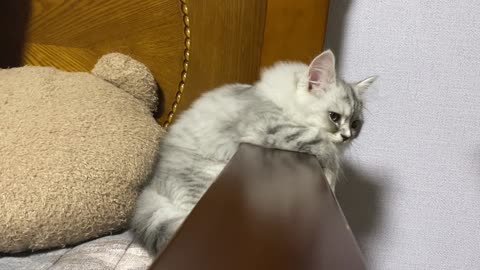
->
[354, 76, 377, 95]
[308, 50, 336, 92]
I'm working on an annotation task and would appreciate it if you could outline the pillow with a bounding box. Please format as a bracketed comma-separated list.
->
[0, 53, 164, 253]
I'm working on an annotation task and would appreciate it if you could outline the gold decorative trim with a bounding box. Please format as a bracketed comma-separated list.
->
[163, 0, 191, 128]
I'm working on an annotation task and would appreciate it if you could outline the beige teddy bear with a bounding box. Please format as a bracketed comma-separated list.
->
[0, 53, 164, 253]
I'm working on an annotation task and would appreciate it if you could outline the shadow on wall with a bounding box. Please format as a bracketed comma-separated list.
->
[323, 0, 352, 69]
[335, 161, 388, 261]
[325, 0, 386, 252]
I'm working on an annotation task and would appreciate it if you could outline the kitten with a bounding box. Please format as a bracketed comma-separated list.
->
[131, 50, 376, 253]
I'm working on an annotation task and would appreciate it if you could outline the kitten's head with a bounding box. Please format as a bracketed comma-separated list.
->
[295, 50, 376, 144]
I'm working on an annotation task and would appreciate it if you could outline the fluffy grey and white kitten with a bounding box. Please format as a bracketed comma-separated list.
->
[132, 50, 376, 253]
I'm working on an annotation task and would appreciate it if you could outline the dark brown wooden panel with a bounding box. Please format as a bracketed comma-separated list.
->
[149, 144, 366, 270]
[0, 0, 30, 68]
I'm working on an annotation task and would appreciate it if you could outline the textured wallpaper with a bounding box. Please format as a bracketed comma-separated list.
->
[325, 1, 480, 269]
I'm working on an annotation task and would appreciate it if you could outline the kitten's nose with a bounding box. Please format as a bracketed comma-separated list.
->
[341, 134, 350, 141]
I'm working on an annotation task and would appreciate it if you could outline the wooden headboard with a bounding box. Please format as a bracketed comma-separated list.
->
[3, 0, 330, 127]
[22, 0, 267, 127]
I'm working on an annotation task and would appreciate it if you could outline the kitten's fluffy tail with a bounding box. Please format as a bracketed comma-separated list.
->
[131, 188, 185, 253]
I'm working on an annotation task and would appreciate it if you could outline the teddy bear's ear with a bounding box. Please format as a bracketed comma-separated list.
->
[92, 53, 158, 112]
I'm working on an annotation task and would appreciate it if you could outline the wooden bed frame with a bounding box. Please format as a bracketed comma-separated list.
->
[149, 144, 367, 270]
[2, 0, 329, 128]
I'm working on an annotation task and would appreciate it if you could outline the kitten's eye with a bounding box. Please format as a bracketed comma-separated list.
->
[351, 120, 362, 129]
[329, 112, 340, 123]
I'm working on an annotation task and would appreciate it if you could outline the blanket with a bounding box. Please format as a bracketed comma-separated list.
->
[0, 231, 153, 270]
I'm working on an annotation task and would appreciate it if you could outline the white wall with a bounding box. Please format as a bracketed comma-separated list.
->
[325, 1, 480, 269]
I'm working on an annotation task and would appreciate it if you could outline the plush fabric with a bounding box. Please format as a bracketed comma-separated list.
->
[0, 53, 164, 253]
[0, 231, 153, 270]
[325, 1, 480, 269]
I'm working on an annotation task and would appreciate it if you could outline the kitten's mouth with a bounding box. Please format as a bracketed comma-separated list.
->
[329, 135, 352, 145]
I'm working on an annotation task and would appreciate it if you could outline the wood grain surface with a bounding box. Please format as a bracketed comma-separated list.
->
[23, 0, 185, 124]
[174, 0, 267, 119]
[23, 0, 269, 125]
[22, 0, 329, 124]
[149, 144, 366, 270]
[261, 0, 330, 67]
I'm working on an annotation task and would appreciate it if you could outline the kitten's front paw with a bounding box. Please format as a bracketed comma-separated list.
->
[240, 134, 263, 147]
[155, 217, 185, 253]
[324, 169, 337, 192]
[313, 141, 339, 192]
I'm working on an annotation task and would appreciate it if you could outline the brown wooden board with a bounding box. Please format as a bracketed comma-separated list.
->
[149, 144, 366, 270]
